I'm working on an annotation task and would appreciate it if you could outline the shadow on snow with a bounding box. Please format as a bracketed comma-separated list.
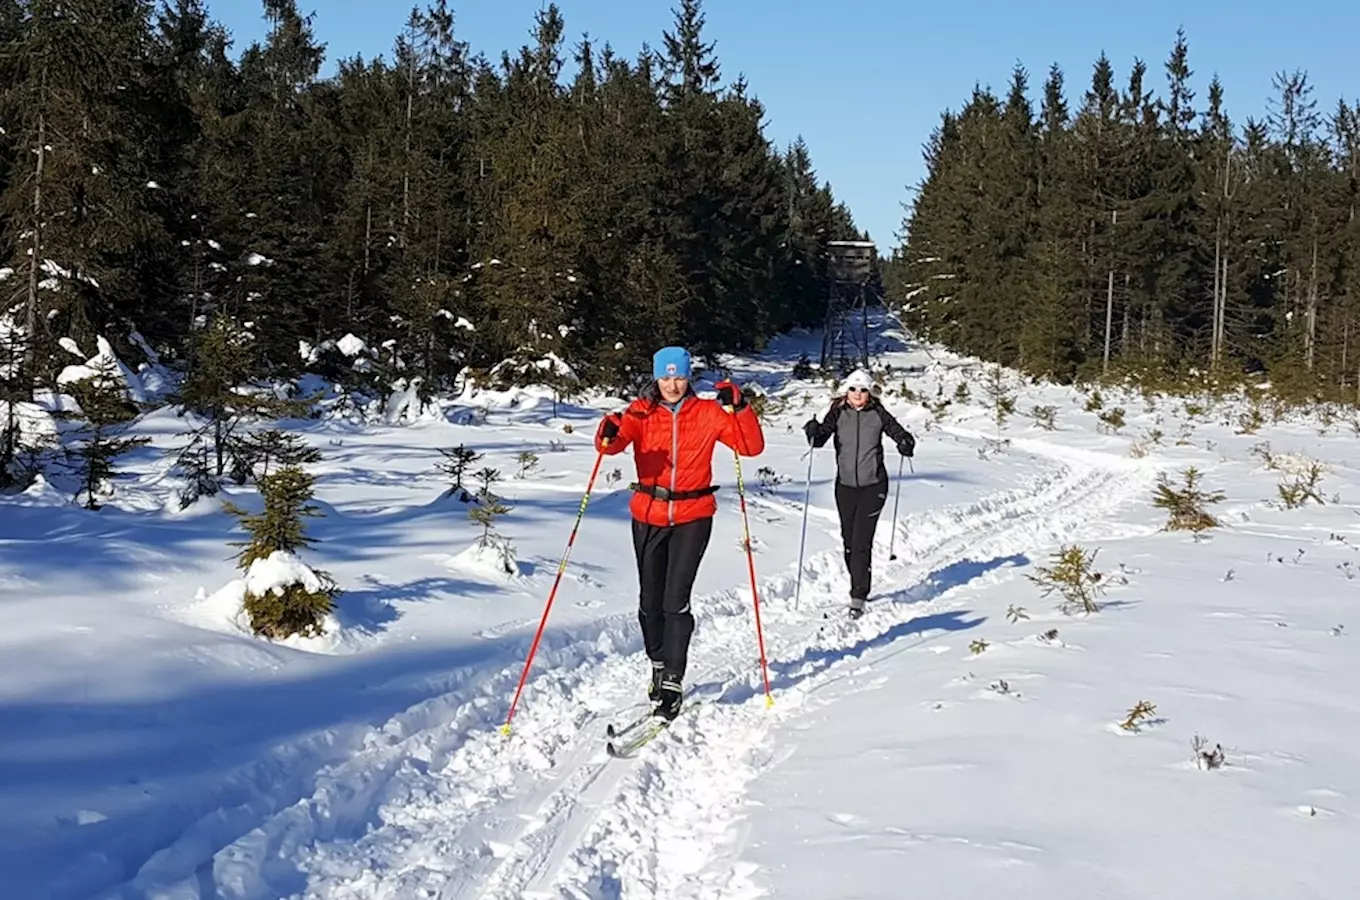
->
[720, 553, 1024, 704]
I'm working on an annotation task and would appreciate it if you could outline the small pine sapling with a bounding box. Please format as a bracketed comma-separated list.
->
[1276, 461, 1326, 509]
[468, 493, 518, 575]
[223, 465, 338, 640]
[1153, 467, 1224, 536]
[171, 314, 307, 505]
[757, 465, 789, 492]
[969, 638, 989, 655]
[60, 357, 151, 510]
[515, 449, 540, 479]
[436, 444, 481, 501]
[1250, 441, 1278, 470]
[1236, 405, 1264, 435]
[468, 494, 512, 546]
[475, 466, 502, 502]
[1119, 700, 1158, 732]
[1097, 407, 1126, 434]
[1029, 405, 1058, 430]
[1006, 604, 1030, 623]
[236, 428, 322, 481]
[1027, 545, 1106, 614]
[791, 354, 814, 380]
[1084, 389, 1104, 412]
[982, 365, 1016, 432]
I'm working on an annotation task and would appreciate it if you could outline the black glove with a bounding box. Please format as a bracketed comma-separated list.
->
[715, 380, 745, 410]
[600, 413, 621, 443]
[803, 418, 819, 445]
[897, 432, 916, 457]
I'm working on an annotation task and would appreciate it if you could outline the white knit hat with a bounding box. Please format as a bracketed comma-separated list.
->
[843, 369, 873, 392]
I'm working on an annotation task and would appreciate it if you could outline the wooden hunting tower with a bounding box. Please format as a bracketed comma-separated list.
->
[821, 240, 877, 372]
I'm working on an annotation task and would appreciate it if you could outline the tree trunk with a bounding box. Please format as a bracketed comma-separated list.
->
[363, 204, 372, 276]
[1218, 252, 1228, 362]
[1121, 272, 1130, 353]
[1103, 209, 1116, 374]
[403, 53, 415, 252]
[23, 97, 46, 384]
[1212, 219, 1222, 365]
[1306, 219, 1318, 371]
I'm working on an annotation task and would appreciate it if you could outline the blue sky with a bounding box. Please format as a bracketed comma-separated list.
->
[210, 0, 1358, 253]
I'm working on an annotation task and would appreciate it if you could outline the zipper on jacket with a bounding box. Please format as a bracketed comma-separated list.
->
[668, 397, 684, 526]
[852, 407, 862, 487]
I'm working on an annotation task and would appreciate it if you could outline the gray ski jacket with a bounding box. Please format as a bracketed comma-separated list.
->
[805, 397, 914, 488]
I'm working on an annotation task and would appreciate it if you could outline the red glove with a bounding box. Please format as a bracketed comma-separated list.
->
[715, 381, 746, 410]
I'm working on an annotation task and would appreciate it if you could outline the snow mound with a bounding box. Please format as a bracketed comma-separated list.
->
[384, 377, 436, 425]
[448, 536, 528, 582]
[175, 551, 364, 655]
[56, 335, 149, 404]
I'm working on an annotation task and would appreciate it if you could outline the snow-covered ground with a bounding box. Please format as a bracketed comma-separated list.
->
[3, 312, 1359, 899]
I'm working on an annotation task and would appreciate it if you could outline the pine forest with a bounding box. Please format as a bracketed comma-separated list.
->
[889, 30, 1360, 400]
[0, 0, 864, 485]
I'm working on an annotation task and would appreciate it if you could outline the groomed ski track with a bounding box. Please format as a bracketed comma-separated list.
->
[111, 431, 1157, 900]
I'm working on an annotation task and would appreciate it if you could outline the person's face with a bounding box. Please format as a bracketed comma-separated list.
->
[846, 385, 870, 408]
[658, 376, 688, 403]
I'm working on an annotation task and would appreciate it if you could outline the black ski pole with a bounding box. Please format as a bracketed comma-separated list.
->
[888, 455, 906, 561]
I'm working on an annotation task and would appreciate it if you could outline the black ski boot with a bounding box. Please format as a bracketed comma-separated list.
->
[654, 673, 683, 721]
[848, 595, 866, 620]
[648, 660, 665, 702]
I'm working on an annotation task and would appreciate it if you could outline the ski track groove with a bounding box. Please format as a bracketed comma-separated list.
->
[105, 432, 1157, 900]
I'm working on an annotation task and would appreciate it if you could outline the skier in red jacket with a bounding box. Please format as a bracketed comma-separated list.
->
[594, 346, 765, 719]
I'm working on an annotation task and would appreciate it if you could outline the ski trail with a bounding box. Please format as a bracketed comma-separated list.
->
[538, 437, 1157, 899]
[117, 435, 1153, 900]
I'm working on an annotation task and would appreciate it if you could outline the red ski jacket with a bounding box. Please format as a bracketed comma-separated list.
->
[594, 390, 765, 527]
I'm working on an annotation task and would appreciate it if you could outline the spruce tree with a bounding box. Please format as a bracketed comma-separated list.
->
[224, 464, 337, 640]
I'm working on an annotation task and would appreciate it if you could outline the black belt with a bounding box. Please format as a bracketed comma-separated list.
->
[630, 482, 719, 501]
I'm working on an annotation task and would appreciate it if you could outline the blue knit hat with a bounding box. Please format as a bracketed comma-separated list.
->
[653, 346, 691, 380]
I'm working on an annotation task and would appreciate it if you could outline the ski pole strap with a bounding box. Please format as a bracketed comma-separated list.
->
[629, 482, 720, 501]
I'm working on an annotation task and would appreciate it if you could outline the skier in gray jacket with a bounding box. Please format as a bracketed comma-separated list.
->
[803, 368, 915, 617]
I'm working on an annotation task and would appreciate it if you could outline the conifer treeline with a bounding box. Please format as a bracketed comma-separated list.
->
[0, 0, 863, 401]
[888, 30, 1360, 397]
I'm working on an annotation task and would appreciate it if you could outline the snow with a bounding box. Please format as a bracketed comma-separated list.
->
[2, 311, 1359, 899]
[54, 335, 149, 404]
[335, 333, 368, 358]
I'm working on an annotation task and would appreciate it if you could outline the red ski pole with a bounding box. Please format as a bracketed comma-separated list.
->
[501, 445, 606, 735]
[724, 395, 774, 708]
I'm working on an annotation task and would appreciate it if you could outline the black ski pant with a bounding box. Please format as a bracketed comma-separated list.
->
[632, 515, 713, 681]
[835, 480, 888, 601]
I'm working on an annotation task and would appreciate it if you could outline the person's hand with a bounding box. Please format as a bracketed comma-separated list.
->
[897, 432, 916, 457]
[600, 412, 622, 444]
[715, 380, 746, 410]
[803, 418, 818, 445]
